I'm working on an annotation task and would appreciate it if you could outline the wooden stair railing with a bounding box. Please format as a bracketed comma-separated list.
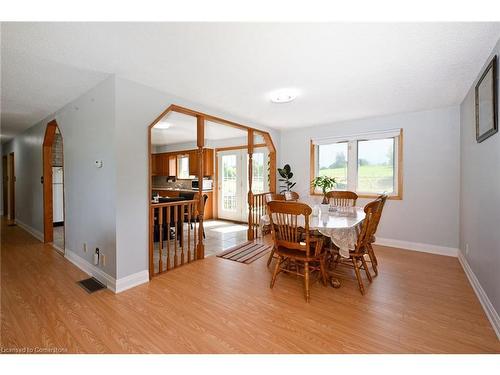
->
[149, 199, 201, 276]
[249, 192, 271, 239]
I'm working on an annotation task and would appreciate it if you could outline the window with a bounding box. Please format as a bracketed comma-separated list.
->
[177, 155, 190, 179]
[310, 129, 402, 199]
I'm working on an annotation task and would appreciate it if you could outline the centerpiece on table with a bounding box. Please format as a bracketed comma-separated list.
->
[311, 176, 337, 213]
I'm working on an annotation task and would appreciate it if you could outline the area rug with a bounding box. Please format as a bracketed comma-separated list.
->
[217, 241, 272, 264]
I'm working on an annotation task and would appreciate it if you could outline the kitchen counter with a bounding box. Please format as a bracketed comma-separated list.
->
[152, 187, 213, 193]
[152, 188, 214, 219]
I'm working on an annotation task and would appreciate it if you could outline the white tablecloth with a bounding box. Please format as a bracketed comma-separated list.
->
[260, 207, 365, 258]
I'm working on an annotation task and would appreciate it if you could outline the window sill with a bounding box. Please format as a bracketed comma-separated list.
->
[309, 191, 402, 200]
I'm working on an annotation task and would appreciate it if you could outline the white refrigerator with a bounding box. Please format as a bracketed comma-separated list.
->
[52, 167, 64, 223]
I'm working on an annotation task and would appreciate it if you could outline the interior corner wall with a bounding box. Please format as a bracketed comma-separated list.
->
[1, 77, 117, 278]
[459, 38, 500, 315]
[114, 77, 280, 279]
[279, 106, 461, 250]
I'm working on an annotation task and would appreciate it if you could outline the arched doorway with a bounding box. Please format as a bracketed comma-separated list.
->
[43, 120, 65, 253]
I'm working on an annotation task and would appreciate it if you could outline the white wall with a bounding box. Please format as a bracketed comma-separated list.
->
[2, 77, 117, 278]
[459, 38, 500, 316]
[1, 122, 45, 233]
[280, 106, 461, 249]
[114, 77, 279, 279]
[2, 75, 278, 284]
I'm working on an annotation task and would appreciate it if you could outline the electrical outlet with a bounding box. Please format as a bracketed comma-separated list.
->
[94, 248, 100, 266]
[465, 243, 470, 256]
[83, 243, 87, 252]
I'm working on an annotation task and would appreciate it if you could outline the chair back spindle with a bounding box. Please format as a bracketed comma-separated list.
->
[283, 191, 300, 202]
[326, 190, 358, 207]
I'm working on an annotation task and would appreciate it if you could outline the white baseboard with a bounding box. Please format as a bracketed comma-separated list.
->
[114, 270, 150, 293]
[15, 219, 44, 242]
[375, 237, 458, 257]
[458, 251, 500, 341]
[64, 249, 148, 293]
[64, 249, 116, 291]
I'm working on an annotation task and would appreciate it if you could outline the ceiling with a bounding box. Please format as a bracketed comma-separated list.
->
[2, 22, 500, 142]
[151, 111, 247, 145]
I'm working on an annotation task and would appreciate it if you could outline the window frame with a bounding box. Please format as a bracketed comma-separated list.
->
[309, 129, 403, 200]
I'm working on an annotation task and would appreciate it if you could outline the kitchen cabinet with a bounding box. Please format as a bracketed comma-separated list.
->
[151, 154, 159, 176]
[153, 148, 213, 178]
[188, 149, 214, 177]
[188, 151, 198, 176]
[203, 149, 214, 176]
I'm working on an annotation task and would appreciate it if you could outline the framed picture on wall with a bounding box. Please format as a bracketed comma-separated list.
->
[475, 55, 498, 143]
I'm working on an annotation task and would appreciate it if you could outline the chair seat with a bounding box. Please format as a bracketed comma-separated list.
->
[276, 246, 324, 261]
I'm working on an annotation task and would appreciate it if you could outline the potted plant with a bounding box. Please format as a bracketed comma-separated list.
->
[278, 164, 296, 193]
[311, 176, 337, 205]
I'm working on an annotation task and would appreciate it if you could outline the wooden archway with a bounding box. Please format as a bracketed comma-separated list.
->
[42, 120, 60, 243]
[147, 104, 277, 278]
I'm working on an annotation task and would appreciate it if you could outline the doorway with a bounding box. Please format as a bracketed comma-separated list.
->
[217, 147, 269, 222]
[2, 155, 7, 217]
[4, 153, 15, 221]
[43, 120, 65, 253]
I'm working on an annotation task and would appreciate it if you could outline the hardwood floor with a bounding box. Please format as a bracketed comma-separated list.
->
[1, 219, 499, 353]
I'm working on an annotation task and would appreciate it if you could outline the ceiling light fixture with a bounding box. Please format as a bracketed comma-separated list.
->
[269, 89, 298, 104]
[154, 122, 171, 130]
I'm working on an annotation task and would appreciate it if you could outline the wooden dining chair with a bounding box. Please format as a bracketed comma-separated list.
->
[264, 193, 285, 266]
[366, 194, 388, 275]
[283, 191, 300, 201]
[264, 192, 285, 203]
[334, 199, 381, 295]
[268, 201, 327, 302]
[325, 190, 358, 207]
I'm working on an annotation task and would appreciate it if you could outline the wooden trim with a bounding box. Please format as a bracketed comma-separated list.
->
[196, 115, 205, 259]
[309, 140, 316, 195]
[259, 131, 276, 154]
[247, 129, 254, 240]
[269, 151, 276, 193]
[214, 152, 219, 219]
[42, 120, 59, 243]
[147, 104, 278, 275]
[214, 143, 266, 153]
[397, 129, 404, 200]
[309, 130, 403, 200]
[170, 104, 250, 132]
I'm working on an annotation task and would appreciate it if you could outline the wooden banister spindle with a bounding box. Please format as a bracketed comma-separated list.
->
[166, 206, 171, 271]
[158, 207, 163, 273]
[181, 204, 185, 265]
[187, 202, 191, 263]
[149, 207, 154, 278]
[174, 205, 178, 267]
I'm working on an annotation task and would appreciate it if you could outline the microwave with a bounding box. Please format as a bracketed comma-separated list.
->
[192, 179, 213, 191]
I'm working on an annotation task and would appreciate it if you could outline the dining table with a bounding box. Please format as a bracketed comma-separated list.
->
[260, 205, 366, 287]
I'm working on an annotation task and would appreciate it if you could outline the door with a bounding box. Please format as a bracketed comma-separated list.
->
[217, 147, 269, 222]
[8, 152, 15, 220]
[217, 151, 242, 221]
[2, 155, 7, 217]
